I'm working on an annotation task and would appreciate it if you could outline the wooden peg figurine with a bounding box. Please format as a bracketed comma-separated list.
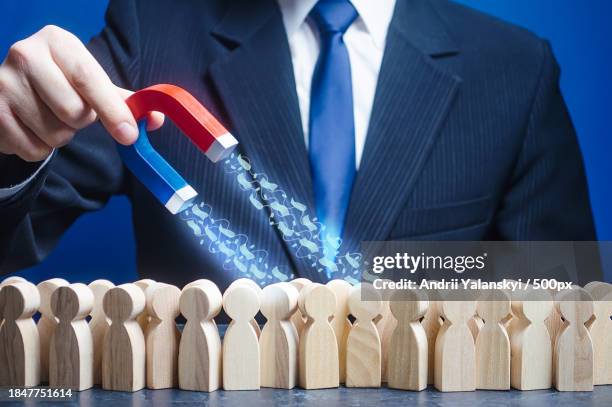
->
[475, 289, 511, 390]
[326, 279, 352, 384]
[509, 286, 553, 390]
[298, 283, 339, 389]
[346, 283, 382, 388]
[584, 282, 612, 385]
[260, 283, 299, 389]
[435, 300, 477, 392]
[374, 279, 402, 383]
[554, 286, 594, 391]
[421, 284, 442, 385]
[223, 283, 261, 390]
[102, 284, 146, 392]
[545, 288, 564, 346]
[37, 278, 69, 383]
[387, 288, 429, 391]
[289, 278, 311, 337]
[179, 282, 223, 392]
[146, 283, 181, 389]
[228, 278, 262, 337]
[88, 279, 115, 385]
[0, 281, 41, 387]
[49, 283, 94, 390]
[134, 279, 156, 335]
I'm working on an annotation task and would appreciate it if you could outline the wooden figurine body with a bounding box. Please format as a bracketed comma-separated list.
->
[554, 287, 594, 391]
[376, 298, 397, 383]
[0, 281, 40, 387]
[475, 290, 511, 390]
[326, 279, 352, 384]
[146, 283, 181, 389]
[387, 289, 429, 391]
[228, 278, 263, 337]
[102, 284, 146, 392]
[223, 284, 261, 390]
[346, 283, 382, 388]
[88, 279, 115, 385]
[37, 278, 69, 383]
[584, 282, 612, 385]
[289, 278, 311, 337]
[49, 283, 94, 390]
[420, 286, 442, 385]
[435, 300, 476, 392]
[510, 286, 553, 390]
[260, 283, 299, 389]
[298, 283, 339, 389]
[179, 282, 222, 392]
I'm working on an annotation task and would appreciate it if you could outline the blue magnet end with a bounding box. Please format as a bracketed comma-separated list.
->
[117, 121, 198, 214]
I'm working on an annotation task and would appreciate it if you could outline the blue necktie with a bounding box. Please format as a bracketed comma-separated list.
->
[309, 0, 358, 262]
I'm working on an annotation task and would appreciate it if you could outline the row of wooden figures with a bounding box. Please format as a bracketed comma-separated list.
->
[0, 276, 611, 393]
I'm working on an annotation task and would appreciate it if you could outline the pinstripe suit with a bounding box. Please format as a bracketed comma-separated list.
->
[0, 0, 597, 288]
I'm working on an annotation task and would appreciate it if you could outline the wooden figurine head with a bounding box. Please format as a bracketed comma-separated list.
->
[389, 289, 429, 323]
[476, 290, 511, 323]
[103, 284, 145, 323]
[51, 284, 94, 322]
[223, 285, 260, 322]
[147, 284, 181, 322]
[180, 283, 223, 322]
[556, 287, 594, 326]
[261, 283, 299, 321]
[298, 283, 336, 322]
[0, 282, 40, 321]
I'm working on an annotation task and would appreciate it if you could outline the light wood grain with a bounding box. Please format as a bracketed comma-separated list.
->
[346, 283, 382, 388]
[260, 282, 299, 389]
[435, 300, 476, 392]
[146, 283, 181, 389]
[475, 289, 511, 390]
[0, 281, 41, 387]
[298, 283, 339, 389]
[88, 279, 114, 385]
[228, 278, 263, 338]
[223, 283, 261, 390]
[509, 286, 553, 390]
[179, 282, 222, 392]
[468, 315, 484, 342]
[37, 278, 69, 383]
[49, 283, 94, 390]
[134, 279, 156, 336]
[102, 284, 146, 392]
[584, 282, 612, 385]
[375, 298, 397, 383]
[326, 279, 352, 384]
[421, 285, 442, 385]
[289, 278, 311, 338]
[554, 286, 594, 391]
[387, 288, 428, 391]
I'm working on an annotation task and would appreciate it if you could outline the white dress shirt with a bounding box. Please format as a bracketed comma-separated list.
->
[277, 0, 396, 169]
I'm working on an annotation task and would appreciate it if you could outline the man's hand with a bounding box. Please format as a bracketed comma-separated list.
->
[0, 25, 164, 162]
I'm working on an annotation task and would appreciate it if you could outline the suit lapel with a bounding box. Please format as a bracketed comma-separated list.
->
[343, 0, 462, 252]
[208, 0, 320, 280]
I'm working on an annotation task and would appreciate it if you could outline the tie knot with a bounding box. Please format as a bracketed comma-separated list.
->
[309, 0, 358, 36]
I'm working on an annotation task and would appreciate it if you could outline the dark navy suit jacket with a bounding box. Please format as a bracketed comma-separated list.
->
[0, 0, 597, 288]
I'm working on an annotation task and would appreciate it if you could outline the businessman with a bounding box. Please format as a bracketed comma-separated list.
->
[0, 0, 597, 288]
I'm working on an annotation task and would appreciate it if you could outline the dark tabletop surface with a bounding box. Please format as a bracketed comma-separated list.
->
[3, 385, 611, 406]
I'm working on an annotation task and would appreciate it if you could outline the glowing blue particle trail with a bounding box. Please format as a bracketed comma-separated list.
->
[223, 153, 364, 281]
[180, 201, 294, 285]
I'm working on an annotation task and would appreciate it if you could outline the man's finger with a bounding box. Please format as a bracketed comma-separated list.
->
[116, 87, 165, 131]
[46, 28, 139, 145]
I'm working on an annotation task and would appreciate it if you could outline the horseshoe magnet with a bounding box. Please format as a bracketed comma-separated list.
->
[117, 84, 238, 214]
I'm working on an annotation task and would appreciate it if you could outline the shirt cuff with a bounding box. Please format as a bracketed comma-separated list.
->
[0, 151, 54, 199]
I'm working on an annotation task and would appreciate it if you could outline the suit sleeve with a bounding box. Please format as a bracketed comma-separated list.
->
[0, 0, 140, 273]
[495, 40, 597, 241]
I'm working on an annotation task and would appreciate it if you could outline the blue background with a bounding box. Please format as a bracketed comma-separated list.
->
[1, 0, 610, 283]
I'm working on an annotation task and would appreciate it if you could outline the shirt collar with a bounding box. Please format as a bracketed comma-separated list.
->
[277, 0, 396, 50]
